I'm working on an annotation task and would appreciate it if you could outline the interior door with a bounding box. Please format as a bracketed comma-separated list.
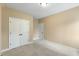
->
[19, 20, 30, 45]
[38, 24, 44, 40]
[9, 17, 20, 49]
[34, 24, 44, 40]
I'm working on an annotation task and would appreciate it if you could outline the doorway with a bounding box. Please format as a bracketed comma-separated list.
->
[33, 24, 44, 41]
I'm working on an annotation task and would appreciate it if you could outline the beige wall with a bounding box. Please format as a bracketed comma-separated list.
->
[39, 6, 79, 48]
[1, 5, 34, 50]
[33, 19, 38, 35]
[33, 19, 39, 40]
[0, 5, 2, 51]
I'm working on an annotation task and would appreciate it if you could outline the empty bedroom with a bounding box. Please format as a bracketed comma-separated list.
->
[0, 3, 79, 56]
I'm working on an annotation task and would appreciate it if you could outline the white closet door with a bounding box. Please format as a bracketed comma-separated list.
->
[9, 17, 30, 49]
[19, 20, 30, 45]
[9, 17, 20, 49]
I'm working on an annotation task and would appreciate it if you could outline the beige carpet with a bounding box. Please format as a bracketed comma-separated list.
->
[1, 43, 65, 56]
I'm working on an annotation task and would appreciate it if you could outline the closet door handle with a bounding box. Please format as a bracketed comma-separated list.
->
[19, 34, 23, 36]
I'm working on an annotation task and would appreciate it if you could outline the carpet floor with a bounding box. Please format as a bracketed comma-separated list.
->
[1, 43, 65, 56]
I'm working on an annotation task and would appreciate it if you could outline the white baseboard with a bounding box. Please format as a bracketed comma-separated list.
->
[0, 42, 33, 54]
[37, 40, 78, 56]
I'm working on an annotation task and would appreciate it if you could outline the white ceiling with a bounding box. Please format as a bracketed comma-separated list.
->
[6, 3, 79, 19]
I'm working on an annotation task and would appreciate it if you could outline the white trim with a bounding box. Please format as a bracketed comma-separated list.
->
[0, 42, 33, 54]
[37, 40, 79, 56]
